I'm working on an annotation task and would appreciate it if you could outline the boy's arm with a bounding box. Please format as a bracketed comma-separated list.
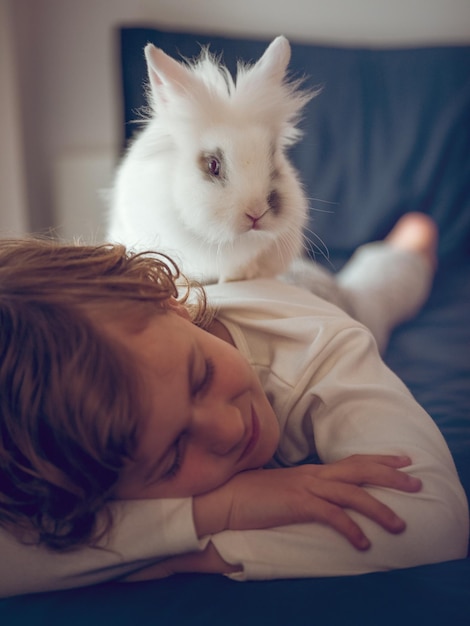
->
[120, 453, 422, 581]
[0, 455, 415, 595]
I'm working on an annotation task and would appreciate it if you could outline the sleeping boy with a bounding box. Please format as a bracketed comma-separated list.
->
[0, 213, 467, 596]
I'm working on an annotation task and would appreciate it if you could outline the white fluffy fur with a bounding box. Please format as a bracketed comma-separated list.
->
[108, 36, 315, 283]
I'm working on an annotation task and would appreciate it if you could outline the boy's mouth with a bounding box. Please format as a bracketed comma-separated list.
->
[238, 407, 260, 462]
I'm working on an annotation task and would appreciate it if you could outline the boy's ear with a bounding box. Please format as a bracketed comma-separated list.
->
[167, 298, 191, 320]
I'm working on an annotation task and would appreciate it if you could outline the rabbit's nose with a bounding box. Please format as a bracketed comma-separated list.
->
[245, 205, 269, 230]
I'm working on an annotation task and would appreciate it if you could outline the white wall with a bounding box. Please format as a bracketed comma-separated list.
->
[141, 0, 470, 45]
[5, 0, 470, 241]
[0, 0, 29, 235]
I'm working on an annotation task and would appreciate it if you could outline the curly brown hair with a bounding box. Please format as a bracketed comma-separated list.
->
[0, 237, 210, 551]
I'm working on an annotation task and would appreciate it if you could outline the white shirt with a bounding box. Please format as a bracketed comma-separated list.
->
[204, 279, 468, 579]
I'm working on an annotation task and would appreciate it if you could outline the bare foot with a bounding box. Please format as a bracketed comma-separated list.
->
[385, 213, 438, 269]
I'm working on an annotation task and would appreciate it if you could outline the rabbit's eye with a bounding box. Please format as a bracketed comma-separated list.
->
[199, 150, 225, 183]
[207, 156, 221, 177]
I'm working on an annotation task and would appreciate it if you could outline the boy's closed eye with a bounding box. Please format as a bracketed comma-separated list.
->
[142, 356, 215, 487]
[160, 434, 186, 480]
[161, 357, 215, 481]
[192, 357, 215, 397]
[142, 433, 186, 485]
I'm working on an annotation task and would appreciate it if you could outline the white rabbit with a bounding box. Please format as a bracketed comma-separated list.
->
[108, 36, 437, 354]
[108, 36, 314, 283]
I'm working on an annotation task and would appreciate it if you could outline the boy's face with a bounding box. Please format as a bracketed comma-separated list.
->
[114, 306, 280, 499]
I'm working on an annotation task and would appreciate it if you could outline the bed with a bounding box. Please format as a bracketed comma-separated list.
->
[1, 26, 469, 626]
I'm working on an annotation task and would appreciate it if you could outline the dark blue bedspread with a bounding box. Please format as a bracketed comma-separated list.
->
[2, 26, 469, 626]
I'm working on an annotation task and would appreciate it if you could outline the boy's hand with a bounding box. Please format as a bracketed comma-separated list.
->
[194, 454, 422, 551]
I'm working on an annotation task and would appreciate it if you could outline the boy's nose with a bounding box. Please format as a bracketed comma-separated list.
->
[193, 404, 245, 456]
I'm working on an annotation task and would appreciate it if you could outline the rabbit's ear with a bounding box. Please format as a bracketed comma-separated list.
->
[144, 44, 196, 103]
[250, 36, 291, 84]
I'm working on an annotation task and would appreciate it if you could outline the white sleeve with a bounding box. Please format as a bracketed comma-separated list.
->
[0, 498, 202, 597]
[210, 326, 469, 580]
